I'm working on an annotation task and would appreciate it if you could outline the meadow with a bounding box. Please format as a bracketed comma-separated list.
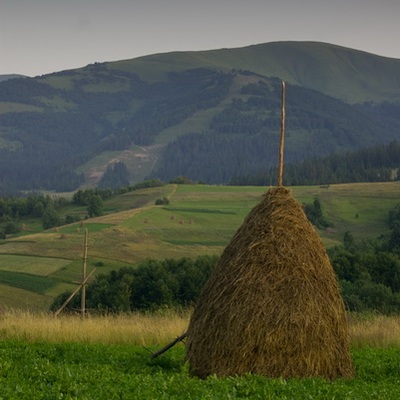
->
[0, 182, 399, 311]
[1, 311, 400, 399]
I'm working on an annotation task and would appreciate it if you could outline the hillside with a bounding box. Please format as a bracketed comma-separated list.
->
[0, 182, 398, 311]
[112, 41, 400, 104]
[0, 41, 400, 192]
[0, 74, 26, 83]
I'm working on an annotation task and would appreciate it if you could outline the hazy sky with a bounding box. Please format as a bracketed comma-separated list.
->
[1, 0, 400, 77]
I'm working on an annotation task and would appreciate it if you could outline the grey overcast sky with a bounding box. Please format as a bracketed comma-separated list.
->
[1, 0, 400, 77]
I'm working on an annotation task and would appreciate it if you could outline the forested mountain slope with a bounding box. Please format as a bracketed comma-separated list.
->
[0, 41, 399, 192]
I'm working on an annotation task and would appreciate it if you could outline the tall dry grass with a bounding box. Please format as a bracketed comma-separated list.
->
[1, 310, 400, 348]
[348, 314, 400, 348]
[0, 309, 189, 346]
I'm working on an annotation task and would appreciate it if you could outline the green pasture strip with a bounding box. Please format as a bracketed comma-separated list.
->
[35, 95, 77, 111]
[58, 222, 113, 235]
[166, 239, 228, 246]
[0, 270, 58, 294]
[14, 218, 44, 235]
[50, 257, 133, 283]
[45, 282, 78, 298]
[48, 258, 88, 283]
[0, 101, 43, 114]
[166, 207, 237, 215]
[155, 226, 234, 247]
[0, 342, 399, 399]
[0, 235, 84, 262]
[75, 150, 121, 174]
[123, 205, 241, 247]
[291, 182, 400, 242]
[0, 284, 52, 310]
[105, 186, 168, 211]
[40, 75, 75, 90]
[0, 254, 72, 276]
[155, 107, 222, 145]
[171, 185, 265, 215]
[173, 183, 266, 196]
[155, 72, 251, 145]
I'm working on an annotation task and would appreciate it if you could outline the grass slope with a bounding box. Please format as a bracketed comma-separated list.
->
[0, 182, 398, 311]
[110, 41, 400, 104]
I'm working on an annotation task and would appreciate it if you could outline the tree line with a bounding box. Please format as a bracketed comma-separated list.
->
[0, 179, 166, 236]
[0, 192, 87, 235]
[230, 140, 400, 186]
[50, 255, 218, 313]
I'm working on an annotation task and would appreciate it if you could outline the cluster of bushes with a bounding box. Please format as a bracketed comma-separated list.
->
[0, 189, 108, 235]
[0, 178, 170, 237]
[329, 204, 400, 314]
[155, 197, 170, 205]
[303, 199, 400, 313]
[50, 255, 218, 313]
[0, 194, 73, 233]
[303, 197, 331, 229]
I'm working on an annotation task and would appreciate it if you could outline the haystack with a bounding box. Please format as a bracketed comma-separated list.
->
[186, 186, 354, 379]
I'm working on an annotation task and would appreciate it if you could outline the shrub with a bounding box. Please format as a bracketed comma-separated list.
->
[50, 256, 217, 313]
[155, 197, 170, 205]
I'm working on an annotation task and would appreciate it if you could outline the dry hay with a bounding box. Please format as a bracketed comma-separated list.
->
[186, 187, 354, 379]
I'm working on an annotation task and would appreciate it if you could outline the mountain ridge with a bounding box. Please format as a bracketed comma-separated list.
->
[0, 41, 399, 192]
[109, 41, 400, 103]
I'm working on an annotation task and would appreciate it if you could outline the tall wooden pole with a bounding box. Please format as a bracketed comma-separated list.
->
[278, 81, 286, 187]
[81, 228, 88, 316]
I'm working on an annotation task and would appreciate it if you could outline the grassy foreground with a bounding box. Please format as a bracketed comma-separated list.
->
[1, 312, 400, 399]
[0, 342, 399, 399]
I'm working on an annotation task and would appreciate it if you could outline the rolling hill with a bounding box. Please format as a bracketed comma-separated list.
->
[0, 41, 400, 192]
[0, 181, 399, 311]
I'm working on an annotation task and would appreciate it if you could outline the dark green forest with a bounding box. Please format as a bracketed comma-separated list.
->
[0, 68, 231, 193]
[229, 140, 400, 186]
[1, 61, 400, 192]
[152, 80, 400, 184]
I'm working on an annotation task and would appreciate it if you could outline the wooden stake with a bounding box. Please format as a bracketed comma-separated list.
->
[81, 228, 88, 316]
[54, 268, 96, 316]
[278, 81, 286, 186]
[151, 331, 188, 359]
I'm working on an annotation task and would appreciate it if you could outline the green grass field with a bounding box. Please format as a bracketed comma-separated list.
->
[0, 342, 399, 399]
[0, 310, 399, 398]
[0, 182, 398, 311]
[0, 254, 71, 276]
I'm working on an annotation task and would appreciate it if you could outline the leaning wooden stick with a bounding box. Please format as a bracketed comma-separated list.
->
[150, 331, 188, 359]
[278, 81, 286, 187]
[54, 268, 96, 316]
